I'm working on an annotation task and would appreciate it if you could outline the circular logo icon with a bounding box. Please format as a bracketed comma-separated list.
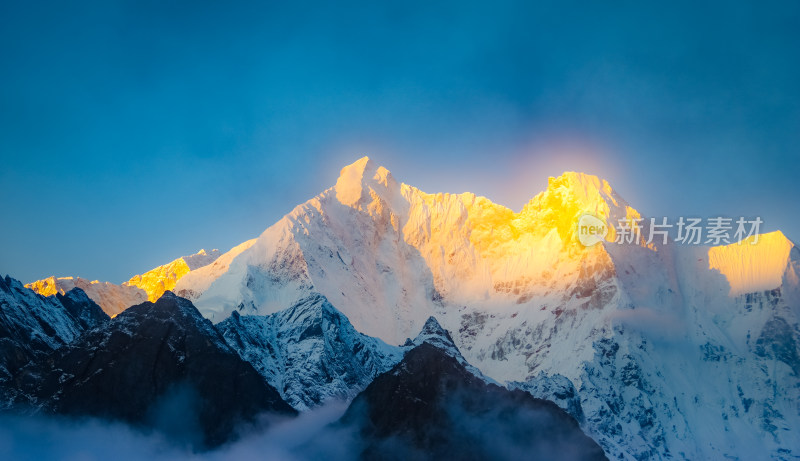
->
[577, 214, 608, 247]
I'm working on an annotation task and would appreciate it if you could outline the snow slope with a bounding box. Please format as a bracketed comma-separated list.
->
[708, 231, 795, 296]
[177, 158, 437, 342]
[177, 158, 639, 342]
[125, 249, 221, 301]
[165, 157, 800, 459]
[216, 293, 488, 412]
[217, 294, 403, 411]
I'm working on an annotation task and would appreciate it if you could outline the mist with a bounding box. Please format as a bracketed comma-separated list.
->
[0, 393, 605, 461]
[0, 402, 356, 461]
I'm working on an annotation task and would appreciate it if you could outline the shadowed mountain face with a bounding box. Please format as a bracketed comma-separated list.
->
[15, 292, 296, 449]
[54, 288, 109, 331]
[0, 276, 107, 394]
[340, 342, 608, 461]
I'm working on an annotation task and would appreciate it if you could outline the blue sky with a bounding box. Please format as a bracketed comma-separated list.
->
[1, 0, 799, 283]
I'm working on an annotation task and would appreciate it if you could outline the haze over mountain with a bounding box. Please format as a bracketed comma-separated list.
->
[18, 157, 800, 459]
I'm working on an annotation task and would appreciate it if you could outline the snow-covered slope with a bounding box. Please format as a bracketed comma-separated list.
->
[217, 294, 403, 411]
[177, 158, 639, 343]
[216, 292, 492, 412]
[26, 249, 222, 317]
[174, 239, 256, 300]
[168, 157, 800, 460]
[177, 158, 437, 342]
[53, 156, 798, 460]
[708, 231, 795, 295]
[125, 248, 221, 301]
[0, 276, 106, 354]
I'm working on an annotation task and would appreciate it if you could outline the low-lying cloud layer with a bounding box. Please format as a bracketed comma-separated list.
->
[0, 402, 355, 461]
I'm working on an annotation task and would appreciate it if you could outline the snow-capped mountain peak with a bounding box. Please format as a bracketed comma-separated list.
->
[174, 159, 648, 337]
[31, 156, 790, 459]
[409, 316, 454, 346]
[166, 157, 800, 459]
[8, 157, 800, 459]
[335, 156, 398, 208]
[519, 171, 642, 246]
[333, 156, 408, 227]
[406, 315, 493, 383]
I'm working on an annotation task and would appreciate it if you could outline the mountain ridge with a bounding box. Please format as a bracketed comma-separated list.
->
[26, 248, 222, 316]
[217, 293, 404, 411]
[11, 157, 800, 459]
[168, 157, 799, 459]
[11, 290, 296, 449]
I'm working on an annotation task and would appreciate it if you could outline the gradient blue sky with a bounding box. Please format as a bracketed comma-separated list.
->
[2, 0, 799, 283]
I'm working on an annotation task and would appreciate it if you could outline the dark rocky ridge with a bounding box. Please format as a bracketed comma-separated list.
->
[15, 291, 296, 449]
[55, 288, 108, 331]
[341, 342, 608, 461]
[0, 276, 106, 389]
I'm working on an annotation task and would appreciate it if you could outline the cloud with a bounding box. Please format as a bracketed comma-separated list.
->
[0, 401, 356, 461]
[0, 392, 602, 461]
[0, 414, 192, 461]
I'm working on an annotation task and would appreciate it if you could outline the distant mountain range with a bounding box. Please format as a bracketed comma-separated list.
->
[25, 249, 221, 316]
[13, 157, 800, 459]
